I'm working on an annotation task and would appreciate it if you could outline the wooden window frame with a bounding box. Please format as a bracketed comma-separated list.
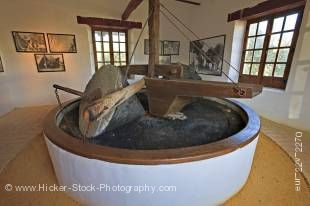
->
[92, 27, 129, 71]
[239, 6, 304, 89]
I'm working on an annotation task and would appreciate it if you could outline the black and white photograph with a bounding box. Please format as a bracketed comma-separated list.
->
[163, 41, 180, 55]
[47, 33, 77, 53]
[12, 31, 47, 52]
[189, 35, 225, 76]
[0, 56, 3, 72]
[144, 39, 164, 55]
[34, 54, 65, 72]
[159, 55, 171, 64]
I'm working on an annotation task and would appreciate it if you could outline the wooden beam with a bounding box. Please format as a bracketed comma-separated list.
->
[120, 64, 183, 78]
[148, 0, 160, 78]
[77, 16, 142, 29]
[145, 78, 263, 116]
[175, 0, 200, 6]
[122, 0, 144, 20]
[228, 0, 306, 22]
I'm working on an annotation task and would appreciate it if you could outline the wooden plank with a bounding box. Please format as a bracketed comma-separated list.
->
[175, 0, 201, 6]
[122, 0, 144, 20]
[148, 0, 160, 77]
[120, 64, 183, 78]
[84, 79, 145, 121]
[77, 16, 142, 29]
[145, 78, 263, 116]
[227, 0, 305, 22]
[53, 84, 83, 97]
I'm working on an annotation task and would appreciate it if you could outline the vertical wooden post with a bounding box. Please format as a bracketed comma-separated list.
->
[148, 0, 160, 78]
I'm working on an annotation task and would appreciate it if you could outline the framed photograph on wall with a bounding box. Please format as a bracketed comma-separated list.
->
[47, 33, 77, 53]
[144, 39, 164, 55]
[12, 31, 47, 52]
[159, 56, 171, 65]
[34, 54, 65, 72]
[0, 56, 4, 72]
[163, 41, 180, 55]
[189, 35, 225, 76]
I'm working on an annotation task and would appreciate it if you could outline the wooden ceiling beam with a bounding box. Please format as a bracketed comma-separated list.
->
[77, 16, 142, 29]
[228, 0, 306, 22]
[175, 0, 200, 6]
[122, 0, 144, 20]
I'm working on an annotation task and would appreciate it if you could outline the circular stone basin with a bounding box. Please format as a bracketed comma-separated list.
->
[43, 97, 260, 206]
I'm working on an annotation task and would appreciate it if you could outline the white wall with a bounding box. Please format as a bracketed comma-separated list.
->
[0, 0, 130, 115]
[0, 0, 193, 115]
[188, 0, 310, 131]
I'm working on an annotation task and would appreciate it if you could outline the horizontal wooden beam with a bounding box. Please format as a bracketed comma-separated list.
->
[227, 0, 306, 22]
[77, 16, 142, 29]
[122, 0, 144, 20]
[175, 0, 200, 6]
[120, 64, 183, 78]
[145, 78, 263, 116]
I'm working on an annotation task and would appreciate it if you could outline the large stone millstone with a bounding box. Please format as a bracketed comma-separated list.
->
[79, 65, 145, 138]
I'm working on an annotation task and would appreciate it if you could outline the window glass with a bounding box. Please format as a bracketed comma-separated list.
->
[284, 14, 298, 31]
[272, 17, 284, 33]
[248, 23, 257, 36]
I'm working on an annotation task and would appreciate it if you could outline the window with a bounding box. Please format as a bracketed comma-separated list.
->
[92, 29, 128, 70]
[239, 8, 304, 89]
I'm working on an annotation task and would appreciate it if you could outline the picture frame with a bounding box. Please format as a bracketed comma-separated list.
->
[12, 31, 47, 52]
[159, 55, 171, 65]
[144, 39, 164, 55]
[163, 40, 180, 55]
[0, 56, 4, 72]
[34, 54, 65, 72]
[189, 35, 225, 76]
[47, 33, 77, 53]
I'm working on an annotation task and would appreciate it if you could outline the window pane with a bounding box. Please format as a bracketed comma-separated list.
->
[243, 63, 251, 75]
[253, 50, 262, 62]
[277, 48, 290, 62]
[114, 53, 120, 62]
[272, 17, 284, 33]
[284, 13, 298, 31]
[112, 32, 119, 42]
[120, 62, 127, 66]
[264, 64, 274, 76]
[113, 43, 119, 52]
[119, 33, 126, 42]
[257, 21, 268, 35]
[102, 32, 109, 41]
[120, 43, 126, 52]
[255, 36, 265, 49]
[96, 53, 103, 62]
[105, 61, 111, 65]
[274, 64, 286, 77]
[103, 42, 110, 52]
[114, 62, 121, 66]
[104, 53, 110, 62]
[251, 64, 259, 76]
[120, 53, 126, 62]
[94, 31, 101, 41]
[280, 32, 294, 47]
[269, 34, 281, 48]
[248, 23, 257, 36]
[97, 63, 104, 68]
[266, 49, 278, 62]
[246, 37, 255, 49]
[245, 51, 253, 62]
[95, 42, 102, 51]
